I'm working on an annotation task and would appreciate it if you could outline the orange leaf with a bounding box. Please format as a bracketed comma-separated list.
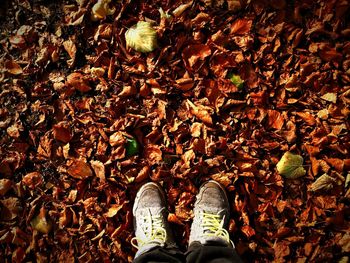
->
[67, 160, 93, 179]
[5, 60, 23, 75]
[230, 19, 252, 35]
[296, 112, 316, 125]
[182, 44, 211, 68]
[53, 122, 72, 143]
[267, 110, 284, 130]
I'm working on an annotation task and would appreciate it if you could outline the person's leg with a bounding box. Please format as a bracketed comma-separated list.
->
[185, 181, 243, 263]
[132, 182, 185, 263]
[185, 241, 242, 263]
[133, 246, 184, 263]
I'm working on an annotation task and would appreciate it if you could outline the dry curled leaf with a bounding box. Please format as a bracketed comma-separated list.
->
[144, 144, 162, 165]
[22, 172, 43, 189]
[5, 59, 23, 75]
[0, 179, 12, 195]
[66, 72, 91, 92]
[309, 173, 336, 192]
[67, 159, 93, 179]
[53, 122, 72, 143]
[91, 0, 115, 21]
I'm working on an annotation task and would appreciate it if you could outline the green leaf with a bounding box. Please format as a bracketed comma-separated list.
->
[126, 137, 139, 157]
[227, 73, 244, 89]
[276, 152, 306, 179]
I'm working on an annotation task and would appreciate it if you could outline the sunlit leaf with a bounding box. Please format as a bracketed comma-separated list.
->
[227, 73, 244, 89]
[125, 21, 157, 53]
[31, 208, 52, 234]
[276, 152, 306, 179]
[310, 173, 336, 192]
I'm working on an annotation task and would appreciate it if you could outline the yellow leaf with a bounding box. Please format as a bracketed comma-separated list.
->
[31, 207, 52, 234]
[125, 21, 158, 53]
[321, 92, 337, 103]
[91, 0, 115, 21]
[276, 152, 306, 179]
[310, 173, 336, 192]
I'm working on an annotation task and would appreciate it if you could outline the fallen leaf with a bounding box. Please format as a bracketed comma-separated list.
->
[187, 99, 213, 125]
[104, 204, 123, 218]
[90, 160, 105, 182]
[109, 131, 126, 147]
[321, 93, 337, 103]
[182, 44, 211, 69]
[126, 137, 139, 157]
[66, 73, 91, 92]
[125, 21, 157, 53]
[31, 207, 52, 234]
[53, 122, 72, 143]
[310, 173, 336, 192]
[0, 197, 22, 221]
[276, 152, 306, 179]
[63, 39, 76, 67]
[91, 0, 115, 21]
[0, 179, 12, 195]
[5, 60, 23, 75]
[67, 159, 93, 179]
[268, 110, 284, 130]
[22, 172, 43, 189]
[144, 144, 162, 165]
[230, 19, 252, 35]
[227, 73, 244, 88]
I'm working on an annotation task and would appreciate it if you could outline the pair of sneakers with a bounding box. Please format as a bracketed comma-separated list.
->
[131, 180, 233, 257]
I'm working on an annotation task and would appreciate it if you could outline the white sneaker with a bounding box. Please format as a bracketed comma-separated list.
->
[131, 182, 175, 257]
[189, 180, 234, 247]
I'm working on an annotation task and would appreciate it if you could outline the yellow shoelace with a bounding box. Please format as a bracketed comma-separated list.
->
[201, 212, 233, 246]
[131, 211, 167, 249]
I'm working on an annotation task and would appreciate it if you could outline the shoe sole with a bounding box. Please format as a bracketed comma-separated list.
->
[133, 182, 167, 215]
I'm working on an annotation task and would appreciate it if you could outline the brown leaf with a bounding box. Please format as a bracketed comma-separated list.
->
[187, 99, 213, 125]
[144, 144, 162, 165]
[230, 19, 252, 35]
[53, 122, 72, 143]
[9, 35, 26, 49]
[104, 204, 123, 218]
[109, 131, 126, 147]
[182, 44, 211, 69]
[319, 48, 342, 63]
[66, 73, 91, 92]
[5, 59, 23, 75]
[0, 197, 22, 221]
[267, 110, 284, 130]
[63, 39, 77, 67]
[0, 179, 12, 195]
[241, 225, 255, 238]
[67, 159, 93, 179]
[90, 160, 106, 182]
[296, 112, 316, 125]
[325, 158, 344, 172]
[240, 64, 258, 89]
[175, 78, 194, 91]
[22, 172, 43, 189]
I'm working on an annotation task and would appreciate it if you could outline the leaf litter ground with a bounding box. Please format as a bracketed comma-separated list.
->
[0, 0, 349, 262]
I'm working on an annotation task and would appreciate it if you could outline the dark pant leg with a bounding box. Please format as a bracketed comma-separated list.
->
[133, 246, 185, 263]
[185, 241, 243, 263]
